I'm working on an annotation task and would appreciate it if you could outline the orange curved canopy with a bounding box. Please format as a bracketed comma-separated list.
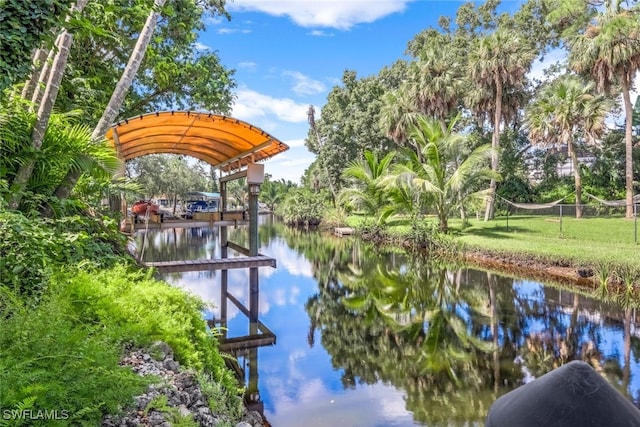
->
[105, 111, 289, 171]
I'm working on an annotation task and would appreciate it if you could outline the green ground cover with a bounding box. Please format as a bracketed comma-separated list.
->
[455, 215, 640, 270]
[346, 214, 640, 270]
[0, 210, 243, 425]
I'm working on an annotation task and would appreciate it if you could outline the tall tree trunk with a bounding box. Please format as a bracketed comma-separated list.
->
[568, 142, 582, 219]
[307, 105, 337, 207]
[29, 38, 59, 110]
[485, 80, 502, 221]
[53, 0, 167, 202]
[21, 48, 48, 100]
[8, 0, 88, 210]
[621, 77, 634, 219]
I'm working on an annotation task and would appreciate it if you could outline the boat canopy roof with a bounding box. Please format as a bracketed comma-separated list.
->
[105, 111, 289, 172]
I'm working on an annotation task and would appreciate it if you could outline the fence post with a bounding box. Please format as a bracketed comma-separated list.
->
[559, 204, 563, 234]
[506, 204, 509, 232]
[635, 203, 637, 244]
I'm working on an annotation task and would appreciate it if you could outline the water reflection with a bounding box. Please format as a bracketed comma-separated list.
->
[134, 217, 640, 426]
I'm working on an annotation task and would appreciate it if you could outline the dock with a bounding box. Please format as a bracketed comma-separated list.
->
[334, 227, 354, 237]
[145, 255, 276, 273]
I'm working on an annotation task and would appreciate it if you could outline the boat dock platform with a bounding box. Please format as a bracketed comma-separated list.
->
[334, 227, 354, 237]
[145, 255, 276, 273]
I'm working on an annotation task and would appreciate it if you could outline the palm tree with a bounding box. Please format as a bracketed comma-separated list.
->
[54, 0, 168, 202]
[389, 115, 496, 232]
[379, 88, 422, 155]
[467, 28, 536, 221]
[408, 40, 465, 134]
[259, 180, 284, 212]
[568, 2, 640, 219]
[1, 102, 120, 214]
[524, 74, 612, 218]
[8, 0, 89, 210]
[339, 151, 395, 223]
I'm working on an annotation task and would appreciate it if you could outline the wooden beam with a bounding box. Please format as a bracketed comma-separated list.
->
[146, 255, 276, 273]
[219, 169, 247, 183]
[216, 140, 272, 170]
[227, 241, 250, 255]
[219, 334, 276, 352]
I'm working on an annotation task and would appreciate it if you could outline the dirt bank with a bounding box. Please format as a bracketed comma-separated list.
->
[461, 249, 599, 290]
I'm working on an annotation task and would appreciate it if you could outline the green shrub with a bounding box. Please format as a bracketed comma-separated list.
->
[0, 289, 149, 425]
[0, 210, 59, 297]
[0, 210, 130, 298]
[55, 265, 240, 392]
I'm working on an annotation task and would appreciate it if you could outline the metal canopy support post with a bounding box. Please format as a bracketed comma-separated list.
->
[247, 163, 263, 324]
[248, 181, 260, 323]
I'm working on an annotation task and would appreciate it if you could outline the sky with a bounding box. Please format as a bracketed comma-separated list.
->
[195, 0, 638, 184]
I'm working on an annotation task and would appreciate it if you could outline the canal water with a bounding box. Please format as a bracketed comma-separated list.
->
[134, 216, 640, 426]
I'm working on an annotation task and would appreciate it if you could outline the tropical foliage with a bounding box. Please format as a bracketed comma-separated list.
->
[301, 0, 639, 229]
[0, 0, 71, 91]
[339, 151, 395, 222]
[525, 74, 612, 218]
[390, 115, 496, 232]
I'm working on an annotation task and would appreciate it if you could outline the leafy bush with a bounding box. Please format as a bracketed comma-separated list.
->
[0, 0, 72, 91]
[0, 264, 242, 425]
[55, 265, 239, 392]
[276, 188, 326, 226]
[407, 219, 460, 256]
[0, 210, 66, 297]
[321, 206, 348, 229]
[0, 288, 149, 425]
[0, 209, 130, 298]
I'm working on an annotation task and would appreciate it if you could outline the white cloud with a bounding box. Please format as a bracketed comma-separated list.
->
[309, 30, 334, 37]
[217, 28, 252, 35]
[226, 0, 413, 30]
[237, 61, 257, 70]
[204, 15, 224, 26]
[283, 71, 326, 95]
[232, 88, 310, 123]
[194, 42, 210, 51]
[263, 148, 315, 183]
[283, 138, 306, 148]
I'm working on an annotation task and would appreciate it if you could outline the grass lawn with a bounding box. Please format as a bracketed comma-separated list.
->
[454, 215, 640, 269]
[347, 214, 640, 270]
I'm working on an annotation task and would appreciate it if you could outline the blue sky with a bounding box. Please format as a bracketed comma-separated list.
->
[194, 0, 470, 183]
[195, 1, 637, 184]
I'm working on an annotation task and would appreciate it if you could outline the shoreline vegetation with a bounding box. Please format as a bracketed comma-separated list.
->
[337, 214, 640, 294]
[0, 210, 260, 427]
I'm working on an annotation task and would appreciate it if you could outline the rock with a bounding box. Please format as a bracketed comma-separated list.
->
[163, 359, 180, 372]
[102, 345, 266, 427]
[149, 341, 174, 361]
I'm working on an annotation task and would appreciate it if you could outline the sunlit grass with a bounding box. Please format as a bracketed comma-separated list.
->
[346, 213, 640, 269]
[453, 215, 639, 269]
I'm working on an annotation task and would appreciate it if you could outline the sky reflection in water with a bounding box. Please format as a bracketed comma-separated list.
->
[135, 219, 640, 426]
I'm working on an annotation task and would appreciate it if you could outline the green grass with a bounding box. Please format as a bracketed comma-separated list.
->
[346, 213, 640, 270]
[453, 215, 640, 269]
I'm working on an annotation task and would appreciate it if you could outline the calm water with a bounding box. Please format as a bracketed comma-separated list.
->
[134, 216, 640, 426]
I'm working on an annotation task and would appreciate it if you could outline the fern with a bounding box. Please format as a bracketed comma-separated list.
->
[0, 396, 37, 427]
